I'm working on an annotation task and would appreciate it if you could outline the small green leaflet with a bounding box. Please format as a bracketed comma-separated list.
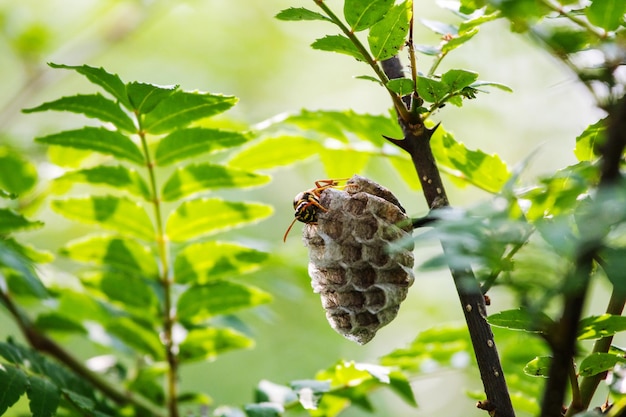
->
[60, 235, 159, 279]
[0, 364, 28, 414]
[585, 0, 626, 31]
[311, 35, 363, 61]
[52, 196, 154, 241]
[174, 240, 268, 284]
[106, 317, 163, 359]
[177, 281, 272, 325]
[179, 328, 254, 363]
[35, 127, 144, 164]
[244, 403, 284, 417]
[523, 356, 552, 377]
[161, 163, 270, 201]
[368, 1, 411, 61]
[574, 119, 605, 162]
[54, 166, 151, 201]
[0, 149, 37, 196]
[442, 69, 479, 93]
[0, 208, 43, 234]
[344, 0, 394, 32]
[386, 78, 415, 95]
[98, 271, 158, 309]
[0, 240, 48, 298]
[487, 308, 554, 333]
[155, 128, 250, 166]
[27, 375, 60, 417]
[443, 27, 479, 53]
[579, 352, 626, 377]
[275, 7, 330, 22]
[126, 81, 178, 114]
[166, 198, 273, 242]
[416, 77, 447, 103]
[48, 63, 130, 109]
[228, 136, 321, 170]
[22, 93, 136, 132]
[143, 91, 238, 134]
[578, 314, 626, 340]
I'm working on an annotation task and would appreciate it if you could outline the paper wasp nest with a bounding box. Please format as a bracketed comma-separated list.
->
[303, 175, 414, 344]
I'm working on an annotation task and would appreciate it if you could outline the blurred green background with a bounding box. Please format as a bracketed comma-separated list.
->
[0, 0, 610, 416]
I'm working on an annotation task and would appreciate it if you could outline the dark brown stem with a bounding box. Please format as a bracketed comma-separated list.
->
[541, 94, 626, 417]
[381, 56, 515, 417]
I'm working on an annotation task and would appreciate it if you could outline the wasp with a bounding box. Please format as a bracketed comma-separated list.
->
[283, 179, 346, 242]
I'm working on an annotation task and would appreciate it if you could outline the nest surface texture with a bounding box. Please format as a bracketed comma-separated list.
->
[303, 175, 415, 344]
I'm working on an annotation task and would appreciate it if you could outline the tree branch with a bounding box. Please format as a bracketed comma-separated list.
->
[381, 56, 515, 417]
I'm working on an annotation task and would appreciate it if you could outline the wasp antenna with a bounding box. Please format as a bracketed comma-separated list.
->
[283, 217, 299, 242]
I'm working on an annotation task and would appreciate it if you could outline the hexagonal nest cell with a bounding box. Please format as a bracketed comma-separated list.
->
[302, 175, 415, 344]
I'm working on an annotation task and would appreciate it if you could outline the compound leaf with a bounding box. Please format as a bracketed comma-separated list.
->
[177, 281, 272, 325]
[174, 241, 268, 284]
[368, 1, 411, 61]
[155, 128, 249, 166]
[35, 127, 144, 164]
[52, 196, 154, 241]
[162, 163, 270, 201]
[166, 198, 273, 242]
[179, 328, 254, 363]
[143, 91, 237, 134]
[23, 94, 136, 132]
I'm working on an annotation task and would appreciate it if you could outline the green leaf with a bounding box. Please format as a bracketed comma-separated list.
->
[0, 364, 28, 414]
[579, 352, 626, 377]
[442, 27, 479, 53]
[27, 375, 60, 417]
[441, 69, 479, 93]
[166, 198, 273, 242]
[458, 11, 500, 32]
[177, 281, 272, 324]
[62, 391, 96, 414]
[228, 136, 321, 170]
[126, 81, 178, 114]
[52, 196, 154, 241]
[162, 163, 270, 201]
[574, 119, 605, 162]
[0, 240, 48, 298]
[389, 371, 418, 407]
[179, 328, 254, 362]
[470, 81, 513, 92]
[0, 208, 43, 234]
[586, 0, 626, 31]
[344, 0, 394, 31]
[368, 1, 411, 60]
[60, 235, 159, 279]
[48, 63, 130, 109]
[98, 271, 158, 309]
[54, 166, 151, 200]
[386, 78, 415, 95]
[487, 308, 554, 333]
[34, 313, 86, 335]
[155, 128, 249, 166]
[578, 314, 626, 340]
[289, 380, 329, 409]
[143, 91, 238, 134]
[0, 148, 37, 196]
[523, 356, 552, 377]
[599, 247, 626, 293]
[431, 127, 511, 193]
[420, 19, 458, 36]
[416, 77, 448, 103]
[276, 7, 330, 22]
[106, 317, 163, 359]
[311, 35, 364, 61]
[23, 94, 136, 132]
[320, 148, 371, 179]
[35, 127, 144, 164]
[174, 241, 268, 284]
[244, 403, 284, 417]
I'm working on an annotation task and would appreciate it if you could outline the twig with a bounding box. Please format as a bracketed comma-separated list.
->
[381, 56, 515, 417]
